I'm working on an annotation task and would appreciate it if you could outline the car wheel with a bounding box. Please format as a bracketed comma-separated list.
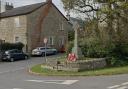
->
[10, 58, 14, 62]
[25, 56, 28, 60]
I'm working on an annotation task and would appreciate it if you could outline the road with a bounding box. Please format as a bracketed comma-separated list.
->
[0, 55, 127, 89]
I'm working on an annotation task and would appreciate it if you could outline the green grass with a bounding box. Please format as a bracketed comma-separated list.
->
[30, 64, 128, 76]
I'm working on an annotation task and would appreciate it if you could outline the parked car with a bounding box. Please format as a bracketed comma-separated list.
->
[1, 49, 28, 62]
[32, 47, 57, 56]
[0, 51, 4, 61]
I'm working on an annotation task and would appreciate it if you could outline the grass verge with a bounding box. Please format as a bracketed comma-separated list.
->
[30, 64, 128, 76]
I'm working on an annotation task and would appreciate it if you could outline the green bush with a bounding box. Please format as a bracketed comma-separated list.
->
[66, 37, 128, 66]
[79, 38, 110, 58]
[66, 41, 74, 55]
[107, 42, 128, 66]
[68, 30, 74, 41]
[0, 42, 24, 51]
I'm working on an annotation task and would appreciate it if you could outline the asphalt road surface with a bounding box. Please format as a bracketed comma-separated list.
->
[0, 54, 127, 89]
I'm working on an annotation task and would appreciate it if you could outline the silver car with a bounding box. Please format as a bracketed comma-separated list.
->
[32, 47, 57, 56]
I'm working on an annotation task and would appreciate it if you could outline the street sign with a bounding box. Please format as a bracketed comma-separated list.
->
[44, 37, 48, 63]
[44, 38, 48, 44]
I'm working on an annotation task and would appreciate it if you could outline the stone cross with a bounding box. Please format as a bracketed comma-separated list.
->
[72, 21, 83, 60]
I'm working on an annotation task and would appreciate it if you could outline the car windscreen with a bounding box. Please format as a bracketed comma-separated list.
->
[5, 50, 14, 54]
[40, 48, 45, 50]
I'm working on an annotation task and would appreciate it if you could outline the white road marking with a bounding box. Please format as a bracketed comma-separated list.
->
[122, 82, 128, 86]
[108, 85, 121, 89]
[26, 80, 44, 83]
[116, 86, 128, 89]
[61, 80, 79, 85]
[107, 82, 128, 89]
[25, 80, 78, 85]
[13, 88, 22, 89]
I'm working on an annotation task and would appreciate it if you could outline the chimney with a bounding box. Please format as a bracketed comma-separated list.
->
[5, 2, 14, 11]
[46, 0, 52, 3]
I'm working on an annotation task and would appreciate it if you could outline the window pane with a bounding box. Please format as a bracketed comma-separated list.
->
[15, 36, 19, 43]
[14, 17, 20, 27]
[48, 36, 54, 45]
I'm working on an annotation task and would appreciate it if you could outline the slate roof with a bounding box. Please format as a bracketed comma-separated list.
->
[0, 2, 46, 18]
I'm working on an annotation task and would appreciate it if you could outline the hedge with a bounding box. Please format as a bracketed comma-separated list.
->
[0, 42, 24, 51]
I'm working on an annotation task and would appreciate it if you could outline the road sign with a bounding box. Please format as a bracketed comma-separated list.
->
[44, 38, 48, 44]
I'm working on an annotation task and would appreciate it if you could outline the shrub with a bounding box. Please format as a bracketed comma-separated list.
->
[79, 37, 110, 58]
[66, 37, 128, 66]
[68, 30, 74, 41]
[66, 41, 74, 55]
[107, 42, 128, 66]
[0, 42, 24, 51]
[14, 42, 24, 50]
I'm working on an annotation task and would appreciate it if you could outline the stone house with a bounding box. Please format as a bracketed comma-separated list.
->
[0, 0, 72, 53]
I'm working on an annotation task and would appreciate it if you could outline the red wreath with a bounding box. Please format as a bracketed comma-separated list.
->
[67, 53, 77, 62]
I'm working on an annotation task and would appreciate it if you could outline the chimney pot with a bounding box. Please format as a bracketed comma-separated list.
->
[46, 0, 52, 3]
[5, 2, 14, 11]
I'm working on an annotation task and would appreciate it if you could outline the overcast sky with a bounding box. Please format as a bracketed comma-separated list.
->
[2, 0, 66, 15]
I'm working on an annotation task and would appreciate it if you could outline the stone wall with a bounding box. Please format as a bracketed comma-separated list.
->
[46, 58, 107, 72]
[0, 16, 27, 51]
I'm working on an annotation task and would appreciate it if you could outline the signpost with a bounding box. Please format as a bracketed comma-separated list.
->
[44, 38, 48, 63]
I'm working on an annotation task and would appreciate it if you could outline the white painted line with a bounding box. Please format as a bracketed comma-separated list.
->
[116, 86, 128, 89]
[26, 80, 43, 83]
[61, 80, 78, 85]
[108, 85, 120, 89]
[122, 82, 128, 86]
[26, 80, 78, 85]
[13, 88, 22, 89]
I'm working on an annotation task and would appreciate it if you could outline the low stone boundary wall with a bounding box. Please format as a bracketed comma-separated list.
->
[45, 58, 106, 72]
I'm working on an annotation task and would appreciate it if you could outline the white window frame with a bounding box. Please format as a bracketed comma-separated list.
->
[59, 36, 65, 46]
[14, 36, 20, 43]
[14, 17, 20, 27]
[48, 36, 54, 46]
[59, 19, 64, 31]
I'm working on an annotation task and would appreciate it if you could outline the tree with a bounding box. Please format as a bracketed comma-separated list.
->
[62, 0, 99, 20]
[62, 0, 102, 38]
[98, 1, 128, 43]
[62, 0, 128, 66]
